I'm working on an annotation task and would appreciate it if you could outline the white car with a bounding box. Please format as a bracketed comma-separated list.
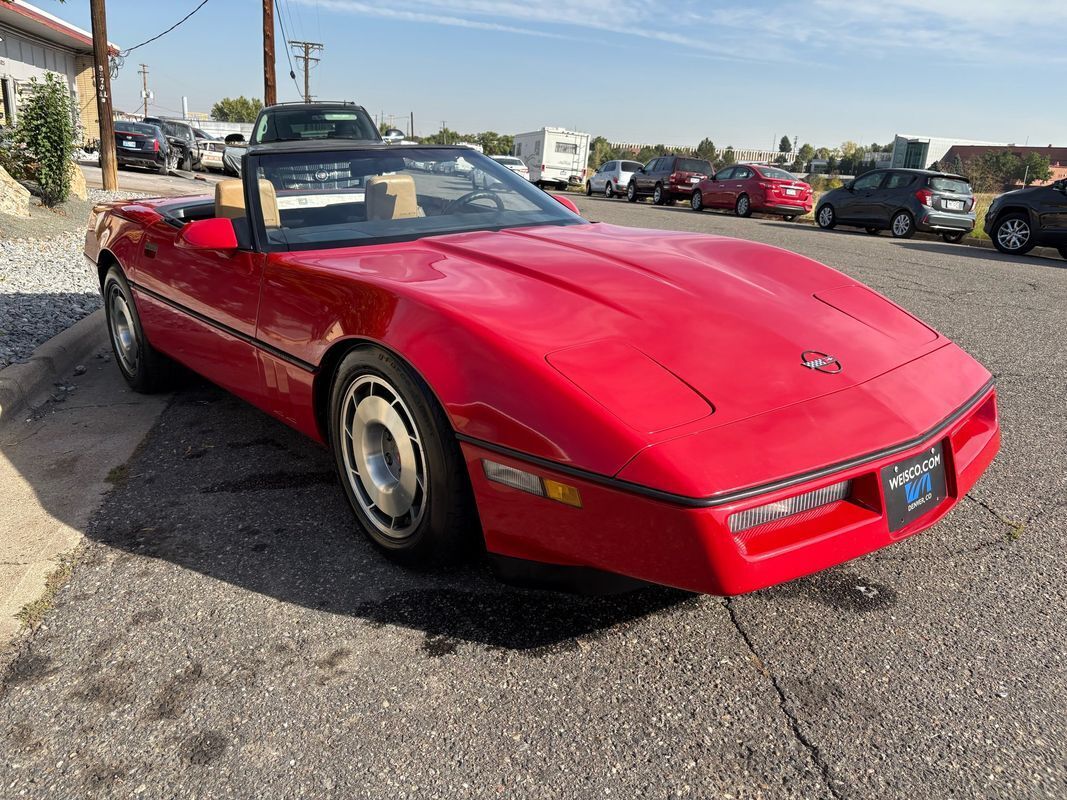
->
[586, 159, 644, 198]
[490, 155, 531, 181]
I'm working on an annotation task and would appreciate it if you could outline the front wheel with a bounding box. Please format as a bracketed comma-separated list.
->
[735, 194, 751, 217]
[890, 211, 915, 238]
[328, 347, 476, 566]
[942, 231, 966, 244]
[626, 181, 638, 202]
[585, 181, 593, 196]
[816, 204, 836, 229]
[691, 190, 704, 212]
[992, 213, 1035, 255]
[103, 266, 171, 393]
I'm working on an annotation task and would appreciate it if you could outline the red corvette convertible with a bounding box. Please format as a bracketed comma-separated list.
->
[84, 143, 999, 595]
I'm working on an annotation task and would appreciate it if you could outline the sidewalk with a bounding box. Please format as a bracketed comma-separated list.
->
[0, 328, 167, 644]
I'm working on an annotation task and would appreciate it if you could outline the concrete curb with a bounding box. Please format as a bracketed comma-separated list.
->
[0, 309, 108, 427]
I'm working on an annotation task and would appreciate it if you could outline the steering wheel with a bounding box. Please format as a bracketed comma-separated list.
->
[442, 190, 505, 215]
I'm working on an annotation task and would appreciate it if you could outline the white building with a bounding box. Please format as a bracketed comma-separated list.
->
[0, 0, 118, 145]
[890, 134, 1007, 170]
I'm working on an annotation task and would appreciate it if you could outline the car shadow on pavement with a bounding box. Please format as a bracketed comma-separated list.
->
[5, 376, 695, 654]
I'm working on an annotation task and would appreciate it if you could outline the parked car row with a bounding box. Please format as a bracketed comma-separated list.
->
[586, 153, 1067, 259]
[114, 115, 249, 176]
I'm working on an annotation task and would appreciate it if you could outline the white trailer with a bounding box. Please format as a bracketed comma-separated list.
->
[511, 127, 590, 189]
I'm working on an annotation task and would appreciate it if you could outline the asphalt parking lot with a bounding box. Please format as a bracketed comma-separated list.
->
[1, 195, 1065, 799]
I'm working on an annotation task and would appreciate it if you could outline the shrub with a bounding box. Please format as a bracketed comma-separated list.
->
[12, 73, 77, 206]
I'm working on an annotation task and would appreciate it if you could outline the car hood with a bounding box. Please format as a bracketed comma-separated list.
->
[304, 223, 945, 433]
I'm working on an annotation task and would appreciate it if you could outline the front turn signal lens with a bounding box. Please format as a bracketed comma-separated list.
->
[482, 460, 582, 508]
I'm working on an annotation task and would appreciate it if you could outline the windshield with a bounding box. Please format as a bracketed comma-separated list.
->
[757, 166, 796, 180]
[252, 147, 582, 250]
[115, 122, 157, 136]
[676, 158, 712, 174]
[928, 176, 971, 194]
[254, 108, 380, 144]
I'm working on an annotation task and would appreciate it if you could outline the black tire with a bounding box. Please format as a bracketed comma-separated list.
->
[102, 265, 171, 393]
[890, 210, 916, 239]
[691, 190, 704, 212]
[735, 194, 751, 217]
[604, 182, 615, 198]
[626, 181, 638, 202]
[783, 215, 796, 222]
[584, 181, 593, 196]
[991, 213, 1035, 255]
[181, 150, 192, 171]
[1058, 246, 1067, 260]
[652, 183, 665, 205]
[865, 227, 880, 235]
[328, 347, 477, 567]
[942, 231, 966, 244]
[816, 204, 836, 229]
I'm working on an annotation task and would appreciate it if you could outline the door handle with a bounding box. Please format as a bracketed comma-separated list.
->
[145, 242, 158, 258]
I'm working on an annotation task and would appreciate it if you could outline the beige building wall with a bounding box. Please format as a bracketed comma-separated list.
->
[73, 55, 98, 145]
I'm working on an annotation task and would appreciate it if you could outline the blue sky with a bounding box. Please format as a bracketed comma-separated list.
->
[55, 0, 1064, 150]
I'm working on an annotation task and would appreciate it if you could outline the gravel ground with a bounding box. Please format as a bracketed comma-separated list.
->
[0, 189, 145, 369]
[0, 198, 1064, 798]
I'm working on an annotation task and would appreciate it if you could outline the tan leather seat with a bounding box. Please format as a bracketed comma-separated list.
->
[365, 174, 419, 221]
[214, 178, 280, 228]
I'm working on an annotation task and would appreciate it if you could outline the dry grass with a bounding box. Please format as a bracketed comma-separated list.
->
[16, 547, 83, 630]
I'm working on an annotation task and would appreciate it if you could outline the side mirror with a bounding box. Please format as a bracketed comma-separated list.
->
[554, 195, 581, 216]
[383, 128, 405, 143]
[178, 218, 238, 250]
[845, 180, 855, 191]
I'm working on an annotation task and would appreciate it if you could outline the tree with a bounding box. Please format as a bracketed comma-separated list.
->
[814, 146, 832, 160]
[210, 96, 263, 123]
[774, 153, 788, 165]
[791, 142, 815, 173]
[588, 135, 621, 169]
[722, 146, 736, 166]
[695, 137, 717, 162]
[11, 73, 76, 206]
[778, 135, 792, 153]
[1019, 152, 1052, 185]
[475, 131, 513, 155]
[839, 140, 860, 158]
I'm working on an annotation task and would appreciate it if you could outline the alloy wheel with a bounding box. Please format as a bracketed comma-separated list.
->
[997, 218, 1030, 251]
[818, 206, 834, 228]
[339, 375, 427, 539]
[107, 284, 139, 375]
[892, 213, 912, 237]
[691, 191, 703, 211]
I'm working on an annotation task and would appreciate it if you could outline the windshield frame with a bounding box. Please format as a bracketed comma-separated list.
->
[243, 145, 587, 253]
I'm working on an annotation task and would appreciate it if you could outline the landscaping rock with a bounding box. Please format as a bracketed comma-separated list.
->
[68, 160, 88, 200]
[0, 165, 31, 218]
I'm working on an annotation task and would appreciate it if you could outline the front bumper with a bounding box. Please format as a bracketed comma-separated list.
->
[463, 352, 999, 596]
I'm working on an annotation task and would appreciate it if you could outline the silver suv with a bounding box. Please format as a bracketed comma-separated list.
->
[586, 159, 644, 199]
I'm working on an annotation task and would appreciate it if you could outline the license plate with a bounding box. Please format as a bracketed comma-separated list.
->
[785, 188, 798, 196]
[944, 199, 965, 211]
[881, 443, 947, 532]
[122, 141, 138, 149]
[688, 177, 699, 183]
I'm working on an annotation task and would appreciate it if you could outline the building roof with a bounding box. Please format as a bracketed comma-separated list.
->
[941, 144, 1067, 166]
[0, 0, 118, 55]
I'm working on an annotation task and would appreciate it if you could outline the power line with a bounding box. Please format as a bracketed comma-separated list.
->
[274, 1, 303, 97]
[120, 0, 211, 56]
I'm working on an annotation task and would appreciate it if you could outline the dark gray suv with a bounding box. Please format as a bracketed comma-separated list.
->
[816, 169, 975, 242]
[983, 178, 1067, 258]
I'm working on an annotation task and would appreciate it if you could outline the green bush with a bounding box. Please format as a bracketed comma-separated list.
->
[12, 73, 77, 206]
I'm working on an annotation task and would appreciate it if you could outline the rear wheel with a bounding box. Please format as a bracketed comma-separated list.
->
[735, 194, 751, 217]
[585, 181, 593, 196]
[652, 183, 665, 205]
[604, 182, 615, 198]
[890, 210, 915, 238]
[328, 347, 476, 566]
[865, 226, 880, 235]
[626, 181, 638, 202]
[103, 266, 171, 393]
[942, 231, 966, 244]
[992, 213, 1035, 255]
[816, 204, 836, 229]
[691, 190, 704, 212]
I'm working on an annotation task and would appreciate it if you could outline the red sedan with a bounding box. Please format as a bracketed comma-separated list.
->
[692, 164, 813, 220]
[84, 143, 998, 596]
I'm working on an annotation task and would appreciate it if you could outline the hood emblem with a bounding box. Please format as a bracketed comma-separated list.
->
[801, 350, 842, 374]
[314, 169, 330, 182]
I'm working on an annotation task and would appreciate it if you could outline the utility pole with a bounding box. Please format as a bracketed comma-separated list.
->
[263, 0, 276, 106]
[89, 0, 116, 190]
[289, 40, 323, 103]
[409, 111, 414, 138]
[138, 63, 149, 117]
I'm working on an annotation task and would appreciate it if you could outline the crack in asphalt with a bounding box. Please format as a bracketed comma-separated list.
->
[723, 598, 845, 800]
[964, 493, 1025, 538]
